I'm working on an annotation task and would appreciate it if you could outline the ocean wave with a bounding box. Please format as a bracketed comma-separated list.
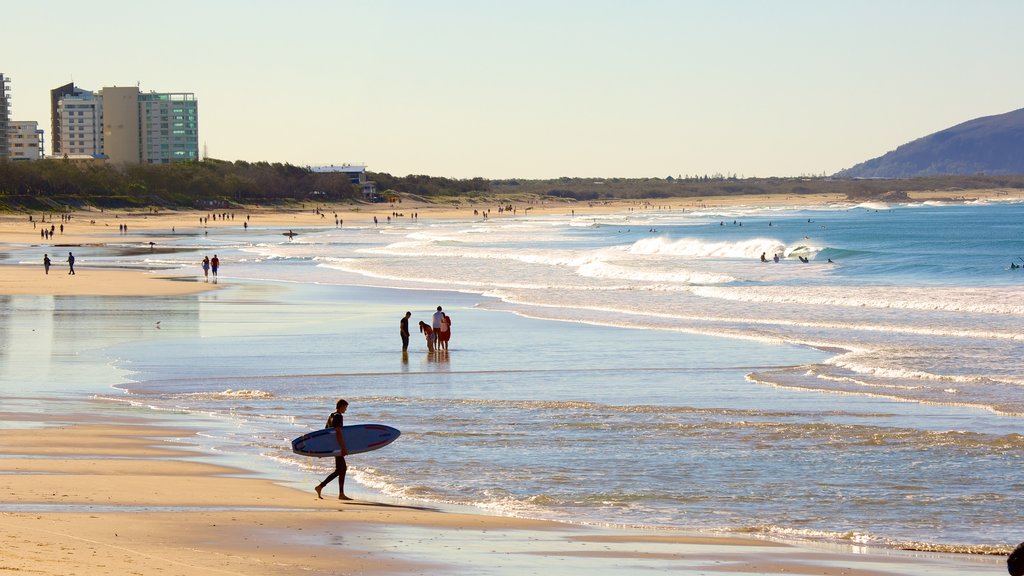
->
[176, 389, 276, 400]
[690, 285, 1024, 316]
[852, 202, 891, 211]
[575, 260, 734, 285]
[724, 525, 1013, 555]
[627, 236, 784, 259]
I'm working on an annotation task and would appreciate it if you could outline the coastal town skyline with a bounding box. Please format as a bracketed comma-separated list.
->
[7, 0, 1024, 179]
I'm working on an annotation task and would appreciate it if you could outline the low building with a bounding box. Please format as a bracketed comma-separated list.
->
[309, 164, 378, 198]
[8, 121, 44, 160]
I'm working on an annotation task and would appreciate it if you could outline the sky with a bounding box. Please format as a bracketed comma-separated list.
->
[5, 0, 1024, 179]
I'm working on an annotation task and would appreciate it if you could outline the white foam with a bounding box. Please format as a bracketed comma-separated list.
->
[627, 236, 784, 259]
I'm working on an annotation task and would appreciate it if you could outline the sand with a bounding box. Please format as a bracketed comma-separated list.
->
[0, 192, 1011, 574]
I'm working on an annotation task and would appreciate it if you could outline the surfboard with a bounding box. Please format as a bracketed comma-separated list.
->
[291, 424, 401, 457]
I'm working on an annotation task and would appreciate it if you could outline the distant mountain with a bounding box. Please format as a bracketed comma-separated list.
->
[835, 107, 1024, 178]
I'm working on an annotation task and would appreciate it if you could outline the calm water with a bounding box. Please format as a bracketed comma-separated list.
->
[8, 198, 1024, 554]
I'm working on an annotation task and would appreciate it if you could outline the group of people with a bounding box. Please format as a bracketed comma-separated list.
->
[42, 252, 74, 275]
[759, 251, 811, 263]
[200, 255, 220, 282]
[400, 306, 452, 353]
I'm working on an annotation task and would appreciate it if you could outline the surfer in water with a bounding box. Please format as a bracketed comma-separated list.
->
[315, 399, 352, 500]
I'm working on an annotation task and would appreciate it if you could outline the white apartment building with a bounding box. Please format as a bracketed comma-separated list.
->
[53, 86, 103, 157]
[8, 121, 44, 160]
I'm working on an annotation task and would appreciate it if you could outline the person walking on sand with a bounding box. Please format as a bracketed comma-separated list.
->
[438, 313, 451, 351]
[210, 254, 220, 281]
[419, 321, 436, 352]
[400, 311, 412, 352]
[314, 399, 353, 500]
[43, 254, 51, 275]
[201, 256, 210, 281]
[66, 252, 75, 275]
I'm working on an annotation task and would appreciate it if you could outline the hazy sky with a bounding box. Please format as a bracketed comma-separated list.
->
[6, 0, 1024, 178]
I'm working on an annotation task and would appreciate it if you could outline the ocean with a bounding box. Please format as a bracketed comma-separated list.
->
[7, 198, 1024, 555]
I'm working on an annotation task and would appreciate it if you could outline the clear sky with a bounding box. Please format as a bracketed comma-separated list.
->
[6, 0, 1024, 179]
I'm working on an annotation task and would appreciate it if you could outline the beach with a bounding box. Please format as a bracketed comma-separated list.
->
[1, 192, 1019, 575]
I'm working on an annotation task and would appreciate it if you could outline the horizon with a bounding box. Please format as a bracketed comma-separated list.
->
[6, 0, 1024, 180]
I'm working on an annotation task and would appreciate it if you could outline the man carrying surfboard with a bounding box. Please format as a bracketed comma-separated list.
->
[314, 399, 352, 500]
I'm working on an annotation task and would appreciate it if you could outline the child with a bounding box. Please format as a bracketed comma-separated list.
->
[419, 320, 436, 352]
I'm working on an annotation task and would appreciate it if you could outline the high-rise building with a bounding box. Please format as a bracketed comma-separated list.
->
[9, 121, 44, 160]
[50, 83, 199, 164]
[139, 92, 199, 164]
[51, 83, 102, 158]
[52, 84, 103, 158]
[98, 86, 140, 164]
[0, 74, 11, 160]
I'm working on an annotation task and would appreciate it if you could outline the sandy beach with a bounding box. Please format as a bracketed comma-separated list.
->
[0, 192, 1013, 575]
[0, 409, 998, 576]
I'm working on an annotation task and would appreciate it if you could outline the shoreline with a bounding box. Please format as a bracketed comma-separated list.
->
[0, 400, 1002, 576]
[0, 194, 1015, 574]
[1, 188, 1020, 299]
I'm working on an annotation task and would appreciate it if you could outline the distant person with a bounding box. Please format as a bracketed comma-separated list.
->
[760, 252, 767, 262]
[439, 313, 452, 351]
[201, 256, 210, 281]
[400, 311, 412, 352]
[773, 253, 780, 263]
[43, 254, 51, 275]
[314, 398, 352, 500]
[210, 254, 220, 280]
[419, 321, 436, 352]
[66, 252, 75, 275]
[1009, 541, 1024, 576]
[799, 256, 809, 263]
[432, 306, 445, 333]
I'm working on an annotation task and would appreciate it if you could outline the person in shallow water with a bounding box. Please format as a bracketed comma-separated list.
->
[314, 399, 352, 500]
[419, 321, 436, 352]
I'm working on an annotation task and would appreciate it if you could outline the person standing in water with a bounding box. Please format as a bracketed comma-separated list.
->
[314, 399, 352, 500]
[66, 252, 75, 275]
[201, 256, 210, 281]
[438, 313, 451, 351]
[43, 254, 51, 275]
[400, 311, 412, 352]
[432, 306, 445, 334]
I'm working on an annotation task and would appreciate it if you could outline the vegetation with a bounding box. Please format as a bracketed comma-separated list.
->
[2, 157, 1024, 212]
[0, 159, 362, 211]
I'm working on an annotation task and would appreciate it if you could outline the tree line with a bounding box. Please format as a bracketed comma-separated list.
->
[2, 157, 1023, 211]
